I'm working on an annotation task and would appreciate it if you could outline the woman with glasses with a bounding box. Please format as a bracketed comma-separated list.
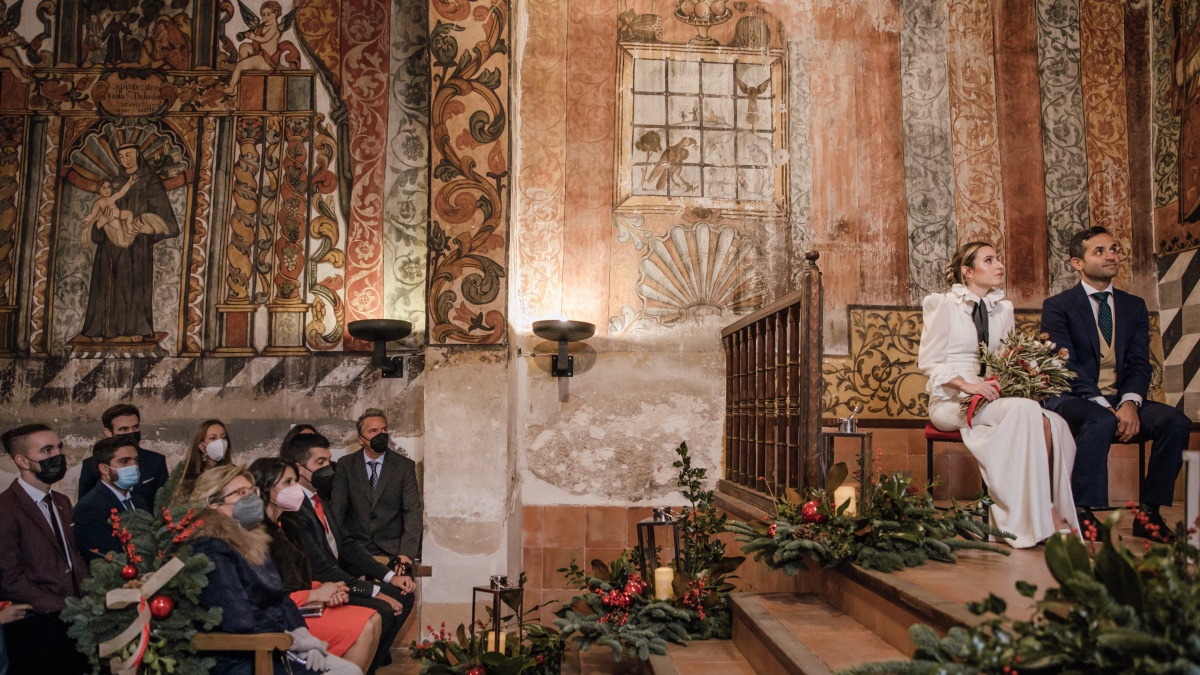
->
[185, 465, 361, 675]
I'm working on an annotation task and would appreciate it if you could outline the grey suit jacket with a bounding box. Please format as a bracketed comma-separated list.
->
[329, 448, 422, 581]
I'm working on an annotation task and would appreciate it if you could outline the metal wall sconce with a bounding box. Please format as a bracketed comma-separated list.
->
[348, 319, 412, 378]
[532, 319, 595, 377]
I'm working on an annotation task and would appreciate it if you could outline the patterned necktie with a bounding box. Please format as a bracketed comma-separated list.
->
[368, 460, 380, 491]
[1091, 292, 1113, 345]
[972, 299, 989, 376]
[41, 494, 71, 568]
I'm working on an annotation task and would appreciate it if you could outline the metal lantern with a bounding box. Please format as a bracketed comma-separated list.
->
[470, 575, 523, 655]
[635, 507, 682, 593]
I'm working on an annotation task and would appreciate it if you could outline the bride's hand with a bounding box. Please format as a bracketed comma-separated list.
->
[959, 380, 1001, 401]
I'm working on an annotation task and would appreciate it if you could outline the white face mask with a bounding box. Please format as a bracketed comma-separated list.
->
[202, 438, 227, 463]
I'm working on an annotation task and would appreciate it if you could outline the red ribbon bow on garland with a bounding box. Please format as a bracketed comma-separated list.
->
[965, 376, 999, 429]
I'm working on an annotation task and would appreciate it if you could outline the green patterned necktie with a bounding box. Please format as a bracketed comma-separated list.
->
[1092, 291, 1112, 345]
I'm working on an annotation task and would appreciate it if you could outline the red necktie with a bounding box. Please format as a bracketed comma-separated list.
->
[311, 494, 331, 535]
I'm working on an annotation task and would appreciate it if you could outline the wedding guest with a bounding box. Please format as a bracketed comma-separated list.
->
[280, 424, 318, 456]
[1042, 227, 1191, 543]
[330, 409, 421, 591]
[280, 434, 410, 669]
[249, 458, 382, 673]
[176, 419, 232, 500]
[186, 465, 361, 675]
[0, 424, 89, 674]
[918, 242, 1079, 548]
[74, 435, 149, 562]
[78, 404, 169, 507]
[0, 601, 33, 675]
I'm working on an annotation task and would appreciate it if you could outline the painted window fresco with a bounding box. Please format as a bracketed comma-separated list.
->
[615, 44, 787, 216]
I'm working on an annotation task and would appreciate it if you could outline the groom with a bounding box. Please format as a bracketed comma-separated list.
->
[1041, 226, 1190, 543]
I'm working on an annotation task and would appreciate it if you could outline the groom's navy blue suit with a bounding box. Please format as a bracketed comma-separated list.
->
[1041, 284, 1189, 508]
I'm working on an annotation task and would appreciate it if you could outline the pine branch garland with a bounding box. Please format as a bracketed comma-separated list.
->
[728, 463, 1012, 575]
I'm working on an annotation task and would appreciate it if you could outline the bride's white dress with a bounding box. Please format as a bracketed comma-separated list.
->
[918, 285, 1079, 548]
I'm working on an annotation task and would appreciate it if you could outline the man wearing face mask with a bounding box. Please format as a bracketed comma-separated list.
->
[330, 410, 421, 599]
[281, 434, 411, 670]
[0, 424, 90, 675]
[74, 435, 150, 562]
[78, 404, 169, 507]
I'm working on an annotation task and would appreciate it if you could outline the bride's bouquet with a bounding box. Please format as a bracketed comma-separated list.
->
[961, 331, 1076, 427]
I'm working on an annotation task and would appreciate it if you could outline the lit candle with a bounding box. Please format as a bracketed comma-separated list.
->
[486, 630, 507, 653]
[834, 486, 857, 515]
[654, 566, 675, 601]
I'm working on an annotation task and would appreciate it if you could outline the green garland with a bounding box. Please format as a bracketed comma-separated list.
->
[554, 442, 744, 660]
[62, 468, 221, 674]
[839, 512, 1200, 674]
[727, 462, 1011, 574]
[554, 553, 699, 661]
[408, 574, 566, 675]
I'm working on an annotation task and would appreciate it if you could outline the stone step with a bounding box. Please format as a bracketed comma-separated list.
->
[645, 639, 756, 675]
[731, 593, 908, 675]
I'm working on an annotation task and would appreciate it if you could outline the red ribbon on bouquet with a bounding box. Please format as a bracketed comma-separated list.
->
[965, 376, 998, 429]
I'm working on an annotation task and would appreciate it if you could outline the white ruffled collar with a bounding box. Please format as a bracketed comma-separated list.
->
[949, 284, 1004, 314]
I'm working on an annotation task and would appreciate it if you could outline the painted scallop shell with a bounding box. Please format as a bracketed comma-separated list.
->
[636, 222, 763, 322]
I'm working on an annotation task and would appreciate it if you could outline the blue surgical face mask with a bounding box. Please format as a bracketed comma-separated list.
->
[113, 464, 141, 491]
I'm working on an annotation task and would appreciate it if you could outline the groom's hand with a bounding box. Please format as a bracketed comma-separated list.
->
[1113, 401, 1140, 442]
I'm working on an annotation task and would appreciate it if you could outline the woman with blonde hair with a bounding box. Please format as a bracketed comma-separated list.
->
[186, 465, 361, 675]
[917, 242, 1079, 547]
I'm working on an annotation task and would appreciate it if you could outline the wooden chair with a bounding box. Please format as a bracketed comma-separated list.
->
[192, 632, 292, 675]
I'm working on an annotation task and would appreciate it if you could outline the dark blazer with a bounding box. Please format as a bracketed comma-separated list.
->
[0, 481, 89, 613]
[191, 536, 305, 633]
[78, 448, 169, 508]
[73, 483, 149, 562]
[1041, 283, 1153, 408]
[330, 448, 422, 580]
[278, 497, 376, 597]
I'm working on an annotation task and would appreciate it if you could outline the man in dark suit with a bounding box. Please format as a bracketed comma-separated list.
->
[78, 403, 169, 507]
[331, 409, 421, 592]
[74, 435, 149, 562]
[281, 433, 412, 672]
[0, 423, 90, 674]
[1041, 226, 1191, 543]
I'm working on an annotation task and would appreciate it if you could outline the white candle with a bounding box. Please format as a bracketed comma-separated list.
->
[834, 485, 857, 515]
[486, 631, 506, 653]
[654, 566, 675, 601]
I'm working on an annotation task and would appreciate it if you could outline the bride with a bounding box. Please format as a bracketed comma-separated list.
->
[918, 242, 1079, 547]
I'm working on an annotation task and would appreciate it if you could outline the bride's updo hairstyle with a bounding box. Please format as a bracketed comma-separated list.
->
[943, 241, 993, 286]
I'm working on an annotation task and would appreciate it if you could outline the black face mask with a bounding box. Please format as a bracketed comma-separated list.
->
[369, 433, 391, 454]
[30, 454, 67, 485]
[310, 464, 336, 496]
[129, 430, 142, 447]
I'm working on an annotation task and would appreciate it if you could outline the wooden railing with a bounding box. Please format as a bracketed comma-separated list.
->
[719, 251, 823, 504]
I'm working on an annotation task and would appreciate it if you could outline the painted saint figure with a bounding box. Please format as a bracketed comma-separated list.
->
[79, 144, 180, 342]
[225, 0, 299, 92]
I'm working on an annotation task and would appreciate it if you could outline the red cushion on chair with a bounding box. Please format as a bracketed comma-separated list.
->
[923, 424, 962, 442]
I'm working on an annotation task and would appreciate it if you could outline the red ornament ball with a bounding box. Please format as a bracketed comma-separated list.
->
[120, 564, 138, 580]
[466, 668, 485, 675]
[149, 594, 174, 620]
[800, 500, 827, 524]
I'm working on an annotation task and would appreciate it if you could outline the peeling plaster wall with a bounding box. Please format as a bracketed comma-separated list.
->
[420, 346, 514, 602]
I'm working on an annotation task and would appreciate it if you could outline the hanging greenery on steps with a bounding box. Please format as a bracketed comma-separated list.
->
[726, 460, 1012, 574]
[838, 512, 1200, 674]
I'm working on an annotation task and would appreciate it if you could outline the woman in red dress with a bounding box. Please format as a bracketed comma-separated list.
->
[249, 458, 381, 671]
